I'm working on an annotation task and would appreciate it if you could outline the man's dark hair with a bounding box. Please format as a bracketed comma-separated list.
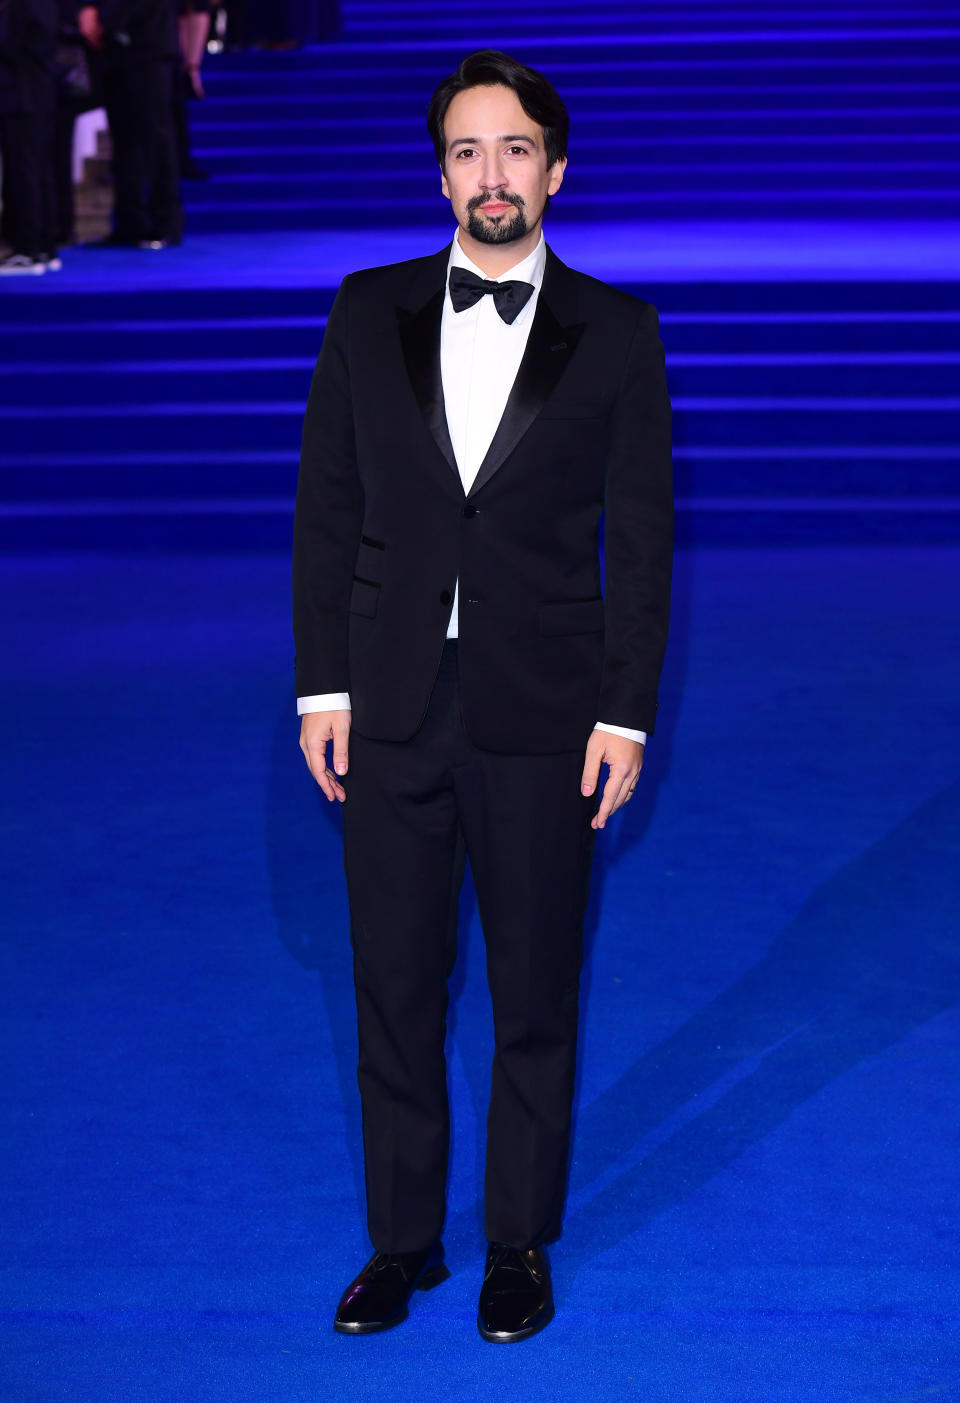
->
[427, 50, 570, 171]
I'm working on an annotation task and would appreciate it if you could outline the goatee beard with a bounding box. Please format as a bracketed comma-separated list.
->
[465, 191, 529, 245]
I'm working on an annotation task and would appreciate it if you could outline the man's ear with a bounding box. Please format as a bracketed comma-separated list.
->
[547, 156, 567, 198]
[440, 164, 450, 201]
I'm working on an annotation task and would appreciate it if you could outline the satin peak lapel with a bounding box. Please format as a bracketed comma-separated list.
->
[468, 296, 585, 499]
[397, 287, 458, 480]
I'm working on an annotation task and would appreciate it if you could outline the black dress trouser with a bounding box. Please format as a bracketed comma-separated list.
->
[341, 642, 596, 1253]
[0, 73, 57, 257]
[102, 54, 182, 243]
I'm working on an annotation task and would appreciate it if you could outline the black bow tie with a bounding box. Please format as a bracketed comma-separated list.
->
[448, 266, 535, 325]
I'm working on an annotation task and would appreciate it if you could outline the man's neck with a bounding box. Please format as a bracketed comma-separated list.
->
[455, 222, 543, 278]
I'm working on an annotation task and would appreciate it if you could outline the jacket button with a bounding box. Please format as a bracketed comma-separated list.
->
[439, 589, 452, 605]
[463, 505, 479, 518]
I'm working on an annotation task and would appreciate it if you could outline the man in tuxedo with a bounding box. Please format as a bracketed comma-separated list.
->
[294, 50, 672, 1342]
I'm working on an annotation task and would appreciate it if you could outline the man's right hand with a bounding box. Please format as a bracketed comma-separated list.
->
[299, 710, 351, 803]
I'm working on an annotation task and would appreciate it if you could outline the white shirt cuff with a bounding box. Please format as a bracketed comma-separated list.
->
[297, 693, 351, 715]
[294, 699, 644, 743]
[594, 721, 647, 746]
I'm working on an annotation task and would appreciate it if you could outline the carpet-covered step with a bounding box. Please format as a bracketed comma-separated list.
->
[193, 84, 960, 128]
[673, 447, 959, 498]
[670, 355, 960, 399]
[190, 109, 960, 148]
[340, 0, 954, 16]
[2, 447, 956, 508]
[197, 51, 960, 97]
[198, 40, 960, 75]
[663, 315, 960, 356]
[348, 9, 893, 38]
[340, 4, 956, 26]
[641, 281, 960, 316]
[3, 395, 954, 464]
[687, 451, 960, 497]
[6, 319, 329, 363]
[0, 451, 302, 503]
[0, 501, 299, 551]
[0, 404, 304, 457]
[6, 281, 953, 347]
[217, 30, 960, 59]
[8, 305, 957, 366]
[672, 404, 959, 450]
[336, 0, 960, 26]
[672, 498, 960, 545]
[200, 42, 960, 72]
[338, 16, 960, 46]
[4, 278, 953, 321]
[180, 191, 960, 232]
[1, 362, 315, 410]
[190, 135, 959, 177]
[5, 496, 958, 551]
[3, 354, 955, 411]
[181, 158, 960, 194]
[338, 19, 960, 46]
[0, 287, 333, 325]
[343, 0, 953, 9]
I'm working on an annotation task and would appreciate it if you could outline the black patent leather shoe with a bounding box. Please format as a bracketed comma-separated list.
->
[333, 1243, 449, 1334]
[477, 1242, 554, 1342]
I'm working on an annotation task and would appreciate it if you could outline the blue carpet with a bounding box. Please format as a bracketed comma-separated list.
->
[2, 545, 958, 1399]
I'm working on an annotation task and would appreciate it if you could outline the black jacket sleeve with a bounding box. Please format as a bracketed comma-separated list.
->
[292, 277, 365, 697]
[599, 302, 673, 735]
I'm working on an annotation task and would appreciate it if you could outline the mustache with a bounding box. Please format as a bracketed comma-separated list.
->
[467, 189, 526, 213]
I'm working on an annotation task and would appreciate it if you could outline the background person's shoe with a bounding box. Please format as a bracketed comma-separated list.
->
[334, 1244, 449, 1334]
[477, 1243, 554, 1342]
[80, 233, 141, 249]
[0, 252, 46, 275]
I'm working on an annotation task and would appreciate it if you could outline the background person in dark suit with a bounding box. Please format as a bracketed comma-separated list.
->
[293, 50, 673, 1343]
[0, 0, 59, 273]
[77, 0, 182, 246]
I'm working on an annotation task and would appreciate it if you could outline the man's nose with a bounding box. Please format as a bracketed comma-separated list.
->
[478, 153, 507, 189]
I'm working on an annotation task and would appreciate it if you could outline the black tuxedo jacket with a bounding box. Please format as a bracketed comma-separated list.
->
[293, 243, 672, 754]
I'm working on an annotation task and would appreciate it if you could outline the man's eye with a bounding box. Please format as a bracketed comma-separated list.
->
[456, 148, 477, 159]
[507, 146, 529, 156]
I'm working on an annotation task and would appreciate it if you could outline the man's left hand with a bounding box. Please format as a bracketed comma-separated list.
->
[581, 731, 644, 830]
[77, 6, 104, 48]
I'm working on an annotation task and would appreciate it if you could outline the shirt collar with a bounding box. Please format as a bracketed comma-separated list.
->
[447, 229, 546, 291]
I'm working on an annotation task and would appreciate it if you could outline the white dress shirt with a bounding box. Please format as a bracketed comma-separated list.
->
[297, 230, 646, 748]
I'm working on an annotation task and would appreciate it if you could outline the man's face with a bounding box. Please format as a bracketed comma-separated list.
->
[439, 84, 565, 248]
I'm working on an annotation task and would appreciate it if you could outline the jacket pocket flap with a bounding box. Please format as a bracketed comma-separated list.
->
[350, 577, 380, 619]
[538, 597, 604, 637]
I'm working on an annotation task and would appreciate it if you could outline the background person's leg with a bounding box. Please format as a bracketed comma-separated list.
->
[102, 63, 149, 242]
[138, 59, 183, 243]
[0, 110, 44, 256]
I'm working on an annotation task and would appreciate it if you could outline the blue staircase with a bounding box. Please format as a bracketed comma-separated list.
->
[182, 2, 960, 229]
[1, 0, 958, 546]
